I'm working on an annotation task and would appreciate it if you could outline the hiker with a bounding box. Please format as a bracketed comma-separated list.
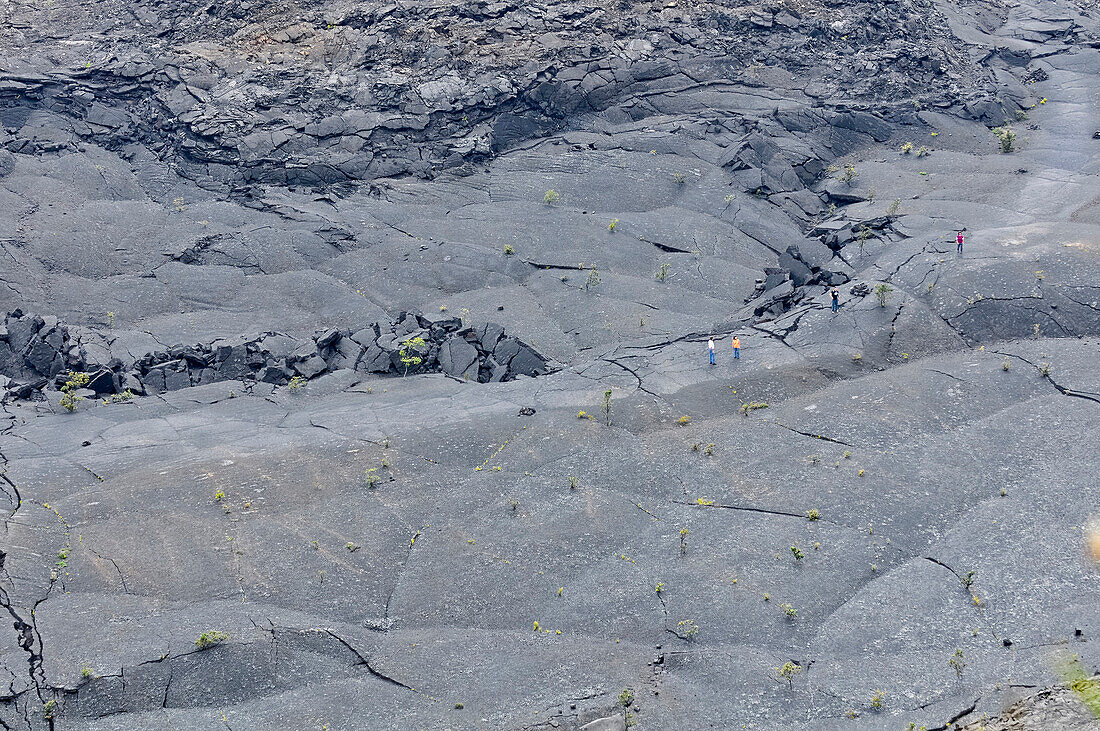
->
[731, 335, 741, 360]
[708, 337, 716, 366]
[956, 230, 964, 254]
[831, 287, 840, 313]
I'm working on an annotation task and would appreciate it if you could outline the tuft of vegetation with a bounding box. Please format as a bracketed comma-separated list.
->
[288, 375, 307, 390]
[776, 661, 802, 689]
[399, 336, 427, 376]
[585, 268, 601, 291]
[887, 198, 901, 216]
[949, 649, 966, 678]
[608, 218, 619, 232]
[874, 283, 894, 307]
[504, 244, 515, 255]
[569, 476, 579, 490]
[81, 665, 94, 680]
[916, 145, 930, 157]
[806, 509, 820, 521]
[857, 225, 873, 257]
[619, 688, 635, 707]
[655, 581, 665, 594]
[961, 570, 975, 589]
[791, 545, 805, 561]
[195, 630, 230, 650]
[602, 389, 613, 426]
[870, 689, 886, 709]
[544, 189, 560, 205]
[900, 142, 913, 154]
[365, 468, 381, 489]
[655, 262, 671, 282]
[676, 618, 699, 639]
[1002, 359, 1011, 371]
[60, 372, 91, 412]
[992, 126, 1016, 153]
[740, 402, 768, 416]
[676, 415, 692, 426]
[43, 700, 58, 720]
[346, 542, 360, 552]
[679, 527, 690, 555]
[672, 172, 686, 186]
[840, 163, 858, 184]
[781, 602, 797, 619]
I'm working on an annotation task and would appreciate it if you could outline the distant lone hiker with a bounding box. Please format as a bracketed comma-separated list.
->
[708, 337, 716, 366]
[731, 335, 741, 360]
[831, 287, 840, 313]
[957, 230, 964, 254]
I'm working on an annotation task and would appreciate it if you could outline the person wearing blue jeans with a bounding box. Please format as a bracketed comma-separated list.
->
[731, 336, 740, 359]
[831, 287, 839, 313]
[708, 338, 716, 366]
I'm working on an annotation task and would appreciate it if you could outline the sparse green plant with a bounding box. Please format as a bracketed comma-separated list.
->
[619, 688, 634, 707]
[887, 198, 901, 216]
[399, 336, 427, 376]
[195, 630, 230, 649]
[679, 527, 690, 555]
[857, 225, 873, 257]
[510, 499, 519, 512]
[543, 189, 560, 205]
[870, 689, 886, 709]
[776, 661, 802, 689]
[1015, 109, 1029, 121]
[81, 665, 94, 680]
[1000, 487, 1008, 497]
[852, 353, 863, 362]
[791, 545, 805, 561]
[676, 415, 691, 426]
[840, 163, 858, 184]
[781, 602, 797, 618]
[740, 401, 768, 415]
[602, 389, 613, 426]
[454, 702, 464, 709]
[346, 542, 360, 552]
[1039, 362, 1051, 376]
[365, 468, 380, 488]
[585, 268, 601, 291]
[992, 126, 1016, 153]
[655, 262, 671, 281]
[288, 376, 307, 390]
[569, 476, 578, 490]
[655, 581, 665, 594]
[692, 442, 700, 452]
[961, 570, 975, 589]
[843, 451, 851, 459]
[214, 489, 225, 502]
[110, 389, 135, 403]
[900, 142, 913, 154]
[916, 146, 930, 157]
[704, 443, 715, 456]
[949, 649, 966, 678]
[1002, 359, 1011, 371]
[504, 244, 515, 255]
[106, 311, 116, 327]
[59, 371, 91, 411]
[43, 700, 58, 720]
[608, 218, 619, 232]
[1056, 653, 1100, 717]
[874, 283, 894, 307]
[676, 618, 699, 639]
[724, 193, 737, 205]
[763, 593, 770, 601]
[672, 172, 686, 185]
[807, 454, 820, 465]
[806, 509, 820, 521]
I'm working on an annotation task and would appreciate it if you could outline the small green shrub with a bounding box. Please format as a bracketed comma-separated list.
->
[619, 688, 634, 707]
[195, 630, 230, 650]
[740, 402, 768, 415]
[399, 336, 427, 376]
[916, 146, 930, 157]
[676, 415, 692, 426]
[288, 376, 307, 390]
[655, 262, 671, 281]
[43, 700, 58, 720]
[776, 661, 802, 689]
[806, 509, 820, 521]
[60, 371, 91, 412]
[1002, 359, 1011, 371]
[992, 126, 1016, 152]
[840, 163, 858, 184]
[544, 189, 560, 204]
[874, 283, 894, 307]
[887, 198, 901, 216]
[608, 218, 619, 232]
[949, 649, 966, 678]
[584, 268, 601, 290]
[676, 618, 699, 639]
[679, 527, 690, 555]
[791, 545, 805, 561]
[900, 142, 913, 154]
[80, 665, 94, 680]
[870, 689, 886, 709]
[781, 602, 797, 618]
[504, 244, 515, 255]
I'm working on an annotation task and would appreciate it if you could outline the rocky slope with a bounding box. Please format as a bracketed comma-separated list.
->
[0, 0, 1098, 728]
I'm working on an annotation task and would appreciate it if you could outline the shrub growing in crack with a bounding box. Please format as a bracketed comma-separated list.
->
[874, 283, 894, 307]
[806, 509, 820, 521]
[776, 661, 802, 689]
[399, 336, 427, 376]
[655, 581, 666, 594]
[900, 142, 913, 154]
[740, 402, 768, 415]
[60, 371, 91, 412]
[679, 527, 690, 555]
[346, 542, 360, 552]
[195, 630, 230, 649]
[949, 649, 966, 678]
[80, 664, 94, 681]
[857, 225, 873, 257]
[365, 468, 380, 489]
[992, 126, 1016, 152]
[887, 198, 901, 216]
[619, 688, 634, 707]
[676, 619, 699, 639]
[584, 268, 601, 291]
[840, 163, 858, 184]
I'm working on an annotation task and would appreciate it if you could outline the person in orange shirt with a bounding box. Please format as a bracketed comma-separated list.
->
[731, 335, 741, 360]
